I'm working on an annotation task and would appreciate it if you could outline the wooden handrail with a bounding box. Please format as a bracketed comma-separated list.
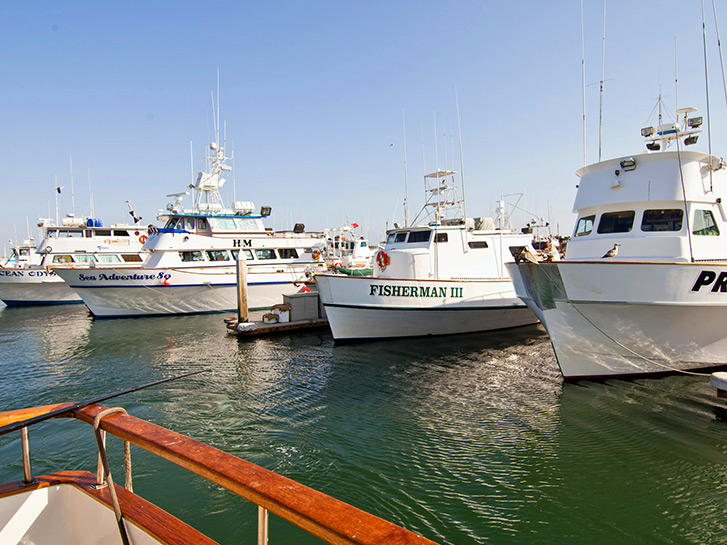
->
[65, 404, 439, 545]
[0, 403, 75, 427]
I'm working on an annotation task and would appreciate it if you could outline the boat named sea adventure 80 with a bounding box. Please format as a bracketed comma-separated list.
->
[54, 142, 326, 317]
[316, 169, 539, 340]
[507, 106, 727, 379]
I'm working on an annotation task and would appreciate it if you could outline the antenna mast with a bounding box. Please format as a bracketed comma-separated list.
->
[598, 0, 607, 162]
[69, 156, 76, 217]
[702, 0, 714, 191]
[402, 108, 409, 227]
[455, 87, 467, 223]
[54, 175, 59, 225]
[711, 0, 727, 112]
[581, 0, 587, 166]
[87, 163, 94, 219]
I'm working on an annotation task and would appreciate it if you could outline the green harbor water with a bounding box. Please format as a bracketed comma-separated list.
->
[0, 304, 725, 544]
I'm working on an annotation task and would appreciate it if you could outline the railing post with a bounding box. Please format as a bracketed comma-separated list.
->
[21, 427, 32, 484]
[257, 506, 268, 545]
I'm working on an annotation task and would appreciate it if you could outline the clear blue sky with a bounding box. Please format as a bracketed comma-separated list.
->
[2, 1, 726, 252]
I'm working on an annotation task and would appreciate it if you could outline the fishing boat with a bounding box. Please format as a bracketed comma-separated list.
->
[0, 217, 148, 306]
[315, 170, 539, 340]
[322, 223, 375, 275]
[0, 400, 438, 545]
[54, 143, 326, 317]
[506, 106, 727, 379]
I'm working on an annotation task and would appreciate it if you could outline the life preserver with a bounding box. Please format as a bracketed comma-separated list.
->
[334, 262, 343, 269]
[139, 235, 148, 243]
[312, 250, 321, 260]
[376, 251, 390, 270]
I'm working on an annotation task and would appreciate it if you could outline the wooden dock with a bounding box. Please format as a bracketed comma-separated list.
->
[225, 317, 329, 337]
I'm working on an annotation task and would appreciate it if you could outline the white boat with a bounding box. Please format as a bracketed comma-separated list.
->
[0, 217, 148, 306]
[322, 223, 375, 275]
[0, 398, 438, 545]
[506, 106, 727, 379]
[316, 169, 539, 340]
[54, 143, 326, 317]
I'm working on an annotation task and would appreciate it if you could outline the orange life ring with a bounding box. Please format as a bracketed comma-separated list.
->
[139, 235, 148, 243]
[376, 250, 390, 270]
[312, 250, 321, 260]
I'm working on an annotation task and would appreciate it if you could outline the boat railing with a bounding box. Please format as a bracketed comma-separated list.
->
[0, 403, 439, 545]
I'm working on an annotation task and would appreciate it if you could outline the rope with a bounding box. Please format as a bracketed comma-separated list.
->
[93, 407, 132, 545]
[531, 262, 710, 377]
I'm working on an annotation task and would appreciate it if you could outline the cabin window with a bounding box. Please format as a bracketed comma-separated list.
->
[693, 210, 720, 236]
[279, 249, 299, 259]
[95, 230, 112, 237]
[231, 249, 254, 260]
[468, 241, 489, 249]
[435, 233, 448, 243]
[112, 230, 130, 237]
[394, 233, 407, 243]
[574, 215, 595, 237]
[179, 250, 204, 262]
[408, 231, 431, 243]
[197, 218, 209, 230]
[206, 250, 230, 261]
[360, 241, 368, 247]
[185, 218, 196, 231]
[597, 211, 634, 234]
[121, 254, 143, 263]
[211, 218, 237, 230]
[96, 254, 123, 263]
[641, 209, 683, 231]
[255, 249, 277, 260]
[235, 218, 261, 230]
[52, 255, 74, 264]
[75, 254, 97, 264]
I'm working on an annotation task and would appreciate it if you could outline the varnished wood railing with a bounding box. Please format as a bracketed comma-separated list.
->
[2, 403, 440, 545]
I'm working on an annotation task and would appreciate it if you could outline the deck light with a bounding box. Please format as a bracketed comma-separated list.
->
[688, 116, 703, 128]
[260, 206, 272, 217]
[646, 142, 661, 151]
[619, 158, 637, 171]
[684, 135, 699, 146]
[641, 126, 655, 137]
[293, 223, 305, 233]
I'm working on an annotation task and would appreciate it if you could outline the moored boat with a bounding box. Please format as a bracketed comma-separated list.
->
[0, 217, 148, 306]
[54, 143, 326, 317]
[506, 106, 727, 379]
[316, 169, 539, 340]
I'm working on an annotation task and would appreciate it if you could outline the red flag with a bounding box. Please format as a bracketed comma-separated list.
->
[299, 285, 311, 293]
[351, 223, 359, 228]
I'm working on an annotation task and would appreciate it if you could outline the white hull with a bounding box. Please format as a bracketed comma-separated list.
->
[0, 269, 80, 305]
[54, 265, 310, 317]
[316, 273, 537, 340]
[507, 261, 727, 378]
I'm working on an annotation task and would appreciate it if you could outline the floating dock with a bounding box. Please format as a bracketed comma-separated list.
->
[226, 291, 329, 337]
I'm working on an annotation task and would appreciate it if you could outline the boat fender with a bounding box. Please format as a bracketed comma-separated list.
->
[163, 277, 171, 286]
[376, 251, 390, 270]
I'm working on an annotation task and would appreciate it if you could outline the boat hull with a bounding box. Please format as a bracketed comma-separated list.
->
[53, 266, 310, 317]
[507, 261, 727, 379]
[0, 268, 81, 305]
[315, 273, 537, 340]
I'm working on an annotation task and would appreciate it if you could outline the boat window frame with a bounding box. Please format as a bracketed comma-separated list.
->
[231, 249, 254, 260]
[641, 209, 684, 232]
[468, 241, 489, 249]
[179, 250, 205, 262]
[52, 255, 75, 264]
[693, 209, 720, 236]
[254, 248, 277, 260]
[205, 249, 231, 262]
[407, 231, 431, 243]
[574, 215, 596, 237]
[278, 248, 299, 259]
[597, 210, 635, 234]
[434, 233, 448, 243]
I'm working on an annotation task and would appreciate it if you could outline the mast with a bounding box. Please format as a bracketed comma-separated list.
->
[598, 0, 607, 162]
[712, 0, 727, 111]
[702, 0, 714, 191]
[402, 108, 409, 227]
[69, 156, 76, 217]
[455, 88, 467, 223]
[580, 0, 587, 166]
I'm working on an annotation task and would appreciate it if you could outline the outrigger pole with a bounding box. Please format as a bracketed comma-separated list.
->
[0, 369, 210, 436]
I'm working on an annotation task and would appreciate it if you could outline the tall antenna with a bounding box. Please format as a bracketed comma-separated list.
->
[87, 162, 95, 219]
[598, 0, 607, 162]
[69, 156, 76, 217]
[210, 91, 218, 144]
[675, 37, 679, 114]
[581, 0, 587, 166]
[701, 0, 714, 191]
[402, 108, 409, 227]
[711, 0, 727, 111]
[455, 87, 467, 223]
[54, 174, 60, 225]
